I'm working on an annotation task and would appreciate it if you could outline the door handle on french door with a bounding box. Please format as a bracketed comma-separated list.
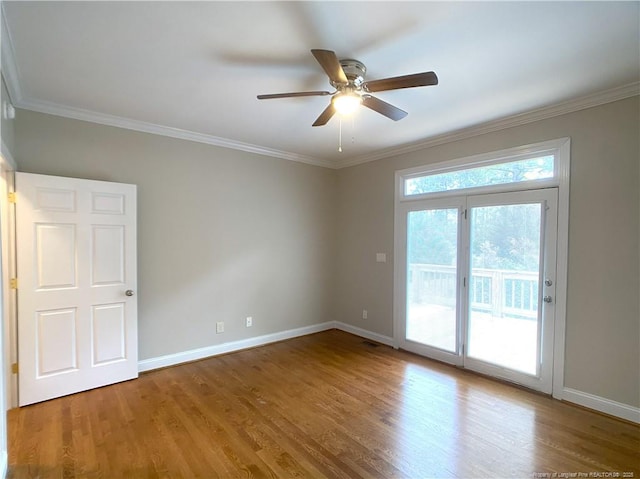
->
[125, 290, 135, 297]
[543, 295, 553, 303]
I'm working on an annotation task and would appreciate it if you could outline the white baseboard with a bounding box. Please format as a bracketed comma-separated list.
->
[138, 321, 395, 373]
[333, 321, 395, 347]
[562, 387, 640, 424]
[137, 323, 638, 425]
[138, 321, 335, 372]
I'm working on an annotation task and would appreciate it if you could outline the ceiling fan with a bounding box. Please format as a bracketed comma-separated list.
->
[257, 49, 438, 127]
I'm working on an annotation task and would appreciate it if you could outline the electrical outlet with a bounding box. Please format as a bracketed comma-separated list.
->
[216, 321, 224, 334]
[362, 309, 368, 319]
[246, 316, 253, 327]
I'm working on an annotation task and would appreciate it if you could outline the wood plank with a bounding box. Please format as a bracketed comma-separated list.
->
[8, 330, 640, 478]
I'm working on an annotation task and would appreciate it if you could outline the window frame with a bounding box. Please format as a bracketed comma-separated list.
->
[397, 138, 567, 202]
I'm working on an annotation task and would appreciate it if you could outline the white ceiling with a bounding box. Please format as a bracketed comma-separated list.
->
[2, 1, 639, 168]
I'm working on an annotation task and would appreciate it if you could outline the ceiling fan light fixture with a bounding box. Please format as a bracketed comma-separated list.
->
[258, 49, 438, 126]
[332, 93, 362, 116]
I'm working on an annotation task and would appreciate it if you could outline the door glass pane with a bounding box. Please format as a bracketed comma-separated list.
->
[467, 203, 542, 375]
[406, 209, 458, 352]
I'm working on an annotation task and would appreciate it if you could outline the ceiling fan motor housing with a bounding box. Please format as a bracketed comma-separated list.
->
[333, 59, 367, 89]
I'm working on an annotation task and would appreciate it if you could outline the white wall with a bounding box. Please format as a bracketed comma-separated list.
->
[14, 110, 338, 361]
[335, 96, 640, 411]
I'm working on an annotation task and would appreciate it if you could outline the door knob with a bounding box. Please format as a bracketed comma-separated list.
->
[543, 295, 553, 303]
[125, 290, 135, 297]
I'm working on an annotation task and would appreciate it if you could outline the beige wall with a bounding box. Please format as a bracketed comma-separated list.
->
[12, 96, 640, 411]
[14, 111, 337, 360]
[336, 96, 640, 408]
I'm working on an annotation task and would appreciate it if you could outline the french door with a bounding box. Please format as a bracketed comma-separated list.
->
[397, 188, 557, 393]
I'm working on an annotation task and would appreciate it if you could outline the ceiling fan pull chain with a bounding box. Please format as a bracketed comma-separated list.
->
[338, 118, 343, 153]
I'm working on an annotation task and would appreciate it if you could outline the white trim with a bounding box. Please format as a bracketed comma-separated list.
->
[396, 137, 568, 202]
[13, 98, 334, 169]
[132, 320, 638, 424]
[0, 142, 16, 171]
[341, 83, 639, 168]
[138, 322, 335, 372]
[334, 321, 394, 347]
[562, 387, 640, 424]
[138, 321, 395, 373]
[551, 138, 571, 400]
[1, 27, 636, 173]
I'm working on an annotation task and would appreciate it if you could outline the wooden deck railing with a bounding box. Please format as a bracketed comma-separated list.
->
[408, 264, 539, 319]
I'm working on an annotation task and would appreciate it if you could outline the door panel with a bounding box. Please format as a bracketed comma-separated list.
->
[397, 197, 465, 365]
[16, 172, 138, 406]
[91, 303, 127, 365]
[464, 189, 557, 392]
[36, 308, 77, 376]
[91, 225, 125, 285]
[36, 223, 76, 288]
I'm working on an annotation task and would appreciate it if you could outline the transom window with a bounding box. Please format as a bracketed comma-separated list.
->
[398, 140, 565, 201]
[405, 154, 554, 196]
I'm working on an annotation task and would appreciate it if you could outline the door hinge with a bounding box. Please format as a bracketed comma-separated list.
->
[9, 278, 17, 290]
[11, 363, 18, 374]
[7, 192, 16, 203]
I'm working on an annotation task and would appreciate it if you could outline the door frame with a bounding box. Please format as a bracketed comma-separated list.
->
[0, 148, 17, 410]
[393, 137, 570, 398]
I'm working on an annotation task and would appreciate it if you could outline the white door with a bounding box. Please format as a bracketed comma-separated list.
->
[398, 188, 557, 393]
[16, 172, 138, 406]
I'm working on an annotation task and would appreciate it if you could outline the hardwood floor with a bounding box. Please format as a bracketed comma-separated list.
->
[8, 330, 640, 478]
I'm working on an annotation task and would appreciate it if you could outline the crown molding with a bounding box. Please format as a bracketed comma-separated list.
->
[1, 2, 23, 104]
[2, 0, 637, 170]
[14, 97, 334, 169]
[339, 82, 640, 168]
[5, 46, 638, 172]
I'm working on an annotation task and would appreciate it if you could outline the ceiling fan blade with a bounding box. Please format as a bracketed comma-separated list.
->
[312, 103, 336, 127]
[363, 71, 438, 93]
[257, 91, 331, 100]
[311, 49, 348, 85]
[362, 95, 408, 121]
